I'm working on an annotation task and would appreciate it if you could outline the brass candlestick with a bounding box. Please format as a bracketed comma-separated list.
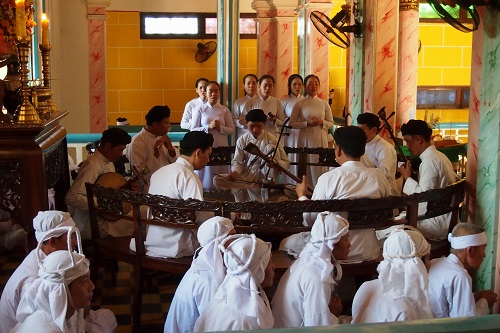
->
[13, 36, 40, 124]
[37, 44, 58, 118]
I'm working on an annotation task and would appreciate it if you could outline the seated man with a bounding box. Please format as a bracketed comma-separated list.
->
[399, 119, 460, 240]
[164, 216, 235, 333]
[65, 127, 134, 239]
[0, 211, 116, 333]
[139, 131, 214, 258]
[227, 108, 290, 184]
[272, 212, 351, 328]
[428, 223, 497, 318]
[194, 234, 275, 332]
[295, 126, 395, 262]
[357, 112, 397, 180]
[11, 244, 96, 333]
[126, 105, 179, 192]
[352, 226, 433, 323]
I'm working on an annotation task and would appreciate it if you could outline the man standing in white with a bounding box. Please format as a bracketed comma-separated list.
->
[357, 112, 397, 180]
[398, 119, 459, 240]
[137, 131, 214, 258]
[180, 78, 209, 130]
[428, 223, 497, 318]
[126, 105, 179, 192]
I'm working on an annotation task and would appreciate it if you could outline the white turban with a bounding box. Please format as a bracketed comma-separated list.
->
[191, 216, 234, 296]
[17, 246, 90, 333]
[377, 226, 432, 318]
[291, 212, 349, 283]
[33, 211, 76, 243]
[448, 231, 487, 250]
[214, 234, 273, 329]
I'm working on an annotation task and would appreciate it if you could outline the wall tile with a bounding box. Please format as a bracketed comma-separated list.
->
[443, 26, 473, 46]
[118, 12, 139, 25]
[106, 47, 119, 68]
[106, 25, 141, 47]
[106, 12, 119, 25]
[422, 47, 463, 67]
[107, 90, 119, 113]
[108, 69, 142, 90]
[120, 48, 163, 68]
[419, 25, 444, 46]
[119, 90, 164, 112]
[418, 67, 443, 85]
[142, 69, 185, 89]
[442, 67, 471, 85]
[108, 111, 144, 126]
[184, 68, 217, 87]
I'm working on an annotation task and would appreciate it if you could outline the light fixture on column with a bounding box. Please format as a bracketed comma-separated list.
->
[310, 4, 361, 49]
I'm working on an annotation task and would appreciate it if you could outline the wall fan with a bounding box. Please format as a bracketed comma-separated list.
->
[427, 0, 500, 33]
[310, 6, 361, 49]
[195, 41, 217, 63]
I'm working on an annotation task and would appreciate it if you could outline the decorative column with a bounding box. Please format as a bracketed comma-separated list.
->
[346, 0, 364, 124]
[252, 0, 298, 98]
[297, 0, 334, 100]
[468, 8, 500, 311]
[362, 0, 399, 128]
[217, 0, 239, 113]
[87, 0, 110, 133]
[396, 0, 419, 126]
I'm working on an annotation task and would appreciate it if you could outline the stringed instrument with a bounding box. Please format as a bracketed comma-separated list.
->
[377, 107, 408, 163]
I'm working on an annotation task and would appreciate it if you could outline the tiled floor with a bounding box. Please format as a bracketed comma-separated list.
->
[0, 251, 182, 333]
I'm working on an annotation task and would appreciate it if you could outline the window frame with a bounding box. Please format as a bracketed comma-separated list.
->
[419, 0, 474, 24]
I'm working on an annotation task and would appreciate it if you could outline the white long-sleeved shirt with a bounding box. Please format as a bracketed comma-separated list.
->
[243, 95, 285, 135]
[181, 97, 205, 130]
[232, 95, 252, 139]
[361, 135, 397, 180]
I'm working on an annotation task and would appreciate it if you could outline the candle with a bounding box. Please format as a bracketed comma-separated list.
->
[41, 13, 49, 47]
[15, 0, 26, 38]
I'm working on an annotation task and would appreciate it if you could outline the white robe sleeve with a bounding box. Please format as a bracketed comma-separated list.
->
[85, 309, 117, 333]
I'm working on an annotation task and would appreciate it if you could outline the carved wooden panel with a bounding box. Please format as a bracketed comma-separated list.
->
[0, 161, 21, 217]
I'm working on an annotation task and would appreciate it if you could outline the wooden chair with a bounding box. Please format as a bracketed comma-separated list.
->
[284, 146, 339, 179]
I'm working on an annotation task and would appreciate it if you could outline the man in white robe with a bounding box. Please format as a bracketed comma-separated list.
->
[138, 131, 214, 258]
[295, 126, 395, 262]
[272, 213, 351, 328]
[180, 78, 208, 130]
[352, 226, 433, 323]
[357, 112, 397, 180]
[399, 119, 460, 240]
[11, 229, 97, 333]
[194, 234, 275, 332]
[0, 211, 116, 333]
[428, 223, 497, 318]
[65, 127, 134, 239]
[164, 216, 234, 333]
[227, 108, 290, 184]
[126, 105, 179, 192]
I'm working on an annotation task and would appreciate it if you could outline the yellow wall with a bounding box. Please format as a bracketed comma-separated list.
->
[106, 12, 471, 126]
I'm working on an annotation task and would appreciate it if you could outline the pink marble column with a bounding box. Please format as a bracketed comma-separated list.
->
[298, 0, 333, 100]
[397, 0, 419, 126]
[87, 1, 109, 133]
[252, 1, 297, 98]
[363, 0, 399, 127]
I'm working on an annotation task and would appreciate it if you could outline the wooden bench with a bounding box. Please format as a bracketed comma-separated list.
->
[85, 178, 466, 325]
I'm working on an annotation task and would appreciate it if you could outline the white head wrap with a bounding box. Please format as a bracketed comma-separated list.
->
[291, 212, 349, 283]
[377, 226, 432, 317]
[16, 227, 88, 333]
[448, 232, 487, 250]
[33, 211, 76, 243]
[191, 216, 234, 296]
[214, 234, 273, 328]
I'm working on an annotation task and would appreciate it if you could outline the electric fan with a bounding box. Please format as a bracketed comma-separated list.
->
[310, 7, 361, 49]
[195, 41, 217, 63]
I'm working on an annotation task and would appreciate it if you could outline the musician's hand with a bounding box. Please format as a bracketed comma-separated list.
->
[265, 158, 277, 168]
[328, 294, 343, 317]
[161, 135, 177, 157]
[209, 120, 220, 130]
[398, 161, 412, 180]
[129, 180, 140, 192]
[296, 175, 308, 198]
[267, 112, 277, 124]
[227, 171, 239, 181]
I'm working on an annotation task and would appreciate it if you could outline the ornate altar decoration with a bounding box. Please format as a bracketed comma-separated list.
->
[0, 0, 69, 237]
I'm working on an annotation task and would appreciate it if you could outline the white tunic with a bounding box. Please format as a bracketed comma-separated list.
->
[403, 145, 459, 240]
[64, 150, 133, 240]
[428, 254, 489, 318]
[10, 310, 64, 333]
[231, 131, 290, 183]
[351, 279, 432, 323]
[164, 269, 213, 333]
[271, 260, 338, 328]
[126, 128, 179, 192]
[280, 94, 303, 184]
[290, 95, 334, 187]
[305, 161, 395, 261]
[181, 97, 205, 130]
[191, 102, 235, 189]
[243, 95, 285, 135]
[232, 95, 251, 139]
[0, 250, 116, 333]
[142, 157, 211, 258]
[362, 135, 397, 180]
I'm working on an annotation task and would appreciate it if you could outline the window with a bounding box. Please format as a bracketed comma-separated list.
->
[419, 0, 474, 23]
[417, 86, 470, 109]
[140, 13, 257, 39]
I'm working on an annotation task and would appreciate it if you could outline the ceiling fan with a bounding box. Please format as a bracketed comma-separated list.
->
[310, 5, 362, 49]
[195, 41, 217, 63]
[426, 0, 500, 33]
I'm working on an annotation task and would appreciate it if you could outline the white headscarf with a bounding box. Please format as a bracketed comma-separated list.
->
[377, 226, 432, 317]
[214, 234, 273, 329]
[16, 227, 89, 333]
[291, 212, 349, 283]
[191, 216, 234, 296]
[33, 211, 76, 243]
